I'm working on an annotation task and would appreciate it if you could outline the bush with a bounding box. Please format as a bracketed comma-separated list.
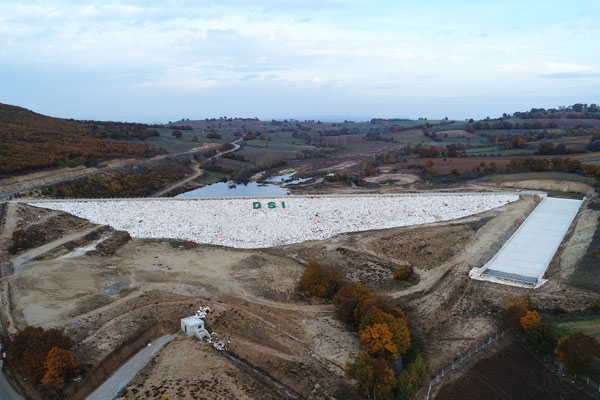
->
[394, 265, 413, 281]
[590, 249, 599, 259]
[300, 259, 344, 298]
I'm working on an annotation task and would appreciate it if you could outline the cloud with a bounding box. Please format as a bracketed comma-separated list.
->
[541, 72, 600, 79]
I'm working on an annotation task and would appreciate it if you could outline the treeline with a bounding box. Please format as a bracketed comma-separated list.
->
[507, 157, 600, 178]
[0, 103, 161, 176]
[41, 160, 192, 198]
[471, 120, 558, 130]
[513, 103, 600, 120]
[92, 121, 161, 141]
[416, 144, 466, 158]
[300, 260, 426, 399]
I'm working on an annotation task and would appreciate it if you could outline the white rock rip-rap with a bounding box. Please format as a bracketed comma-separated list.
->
[30, 194, 518, 249]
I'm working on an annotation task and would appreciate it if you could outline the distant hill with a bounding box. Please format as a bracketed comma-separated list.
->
[0, 103, 161, 177]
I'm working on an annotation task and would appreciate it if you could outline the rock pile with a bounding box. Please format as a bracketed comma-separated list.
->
[30, 194, 518, 248]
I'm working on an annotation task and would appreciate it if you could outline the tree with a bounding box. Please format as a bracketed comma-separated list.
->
[346, 352, 394, 399]
[520, 310, 541, 333]
[526, 322, 559, 355]
[395, 353, 427, 400]
[554, 333, 600, 374]
[360, 323, 398, 359]
[359, 307, 411, 355]
[41, 347, 78, 390]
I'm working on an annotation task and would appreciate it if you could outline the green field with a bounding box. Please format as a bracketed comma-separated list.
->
[546, 317, 600, 340]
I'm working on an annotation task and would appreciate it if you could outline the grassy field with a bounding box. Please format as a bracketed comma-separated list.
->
[547, 317, 600, 340]
[129, 127, 233, 152]
[385, 129, 435, 145]
[195, 170, 227, 185]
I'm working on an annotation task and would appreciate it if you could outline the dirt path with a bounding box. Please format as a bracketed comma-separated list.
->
[12, 225, 101, 271]
[152, 163, 205, 197]
[0, 202, 17, 242]
[388, 196, 539, 298]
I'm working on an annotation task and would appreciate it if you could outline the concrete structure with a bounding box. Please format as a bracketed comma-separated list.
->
[470, 196, 584, 288]
[181, 315, 210, 339]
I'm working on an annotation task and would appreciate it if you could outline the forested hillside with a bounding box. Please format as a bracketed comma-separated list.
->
[0, 103, 161, 176]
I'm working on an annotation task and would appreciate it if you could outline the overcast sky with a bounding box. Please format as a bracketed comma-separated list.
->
[1, 0, 599, 122]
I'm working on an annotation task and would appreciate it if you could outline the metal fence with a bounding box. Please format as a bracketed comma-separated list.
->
[543, 355, 600, 397]
[425, 328, 509, 400]
[425, 330, 600, 400]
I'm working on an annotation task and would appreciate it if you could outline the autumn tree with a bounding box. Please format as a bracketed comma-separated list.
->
[503, 296, 532, 333]
[554, 333, 600, 374]
[520, 310, 541, 333]
[41, 347, 79, 391]
[360, 323, 398, 358]
[359, 307, 411, 355]
[300, 259, 344, 298]
[346, 352, 395, 399]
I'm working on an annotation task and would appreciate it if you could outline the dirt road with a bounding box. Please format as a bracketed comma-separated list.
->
[151, 138, 242, 197]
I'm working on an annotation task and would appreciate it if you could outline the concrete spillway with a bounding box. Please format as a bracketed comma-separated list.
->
[470, 196, 583, 288]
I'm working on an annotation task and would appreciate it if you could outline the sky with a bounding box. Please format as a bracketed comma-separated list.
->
[0, 0, 599, 122]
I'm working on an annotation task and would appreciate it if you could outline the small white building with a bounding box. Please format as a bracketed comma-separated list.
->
[180, 315, 210, 339]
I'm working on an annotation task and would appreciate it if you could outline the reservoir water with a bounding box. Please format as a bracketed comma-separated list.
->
[176, 181, 289, 198]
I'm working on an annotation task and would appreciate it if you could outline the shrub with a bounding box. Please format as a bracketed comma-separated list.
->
[590, 250, 599, 259]
[394, 265, 413, 281]
[300, 259, 344, 298]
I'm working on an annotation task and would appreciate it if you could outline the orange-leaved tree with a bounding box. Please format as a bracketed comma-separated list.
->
[359, 307, 411, 355]
[41, 346, 78, 390]
[360, 323, 398, 359]
[520, 310, 542, 333]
